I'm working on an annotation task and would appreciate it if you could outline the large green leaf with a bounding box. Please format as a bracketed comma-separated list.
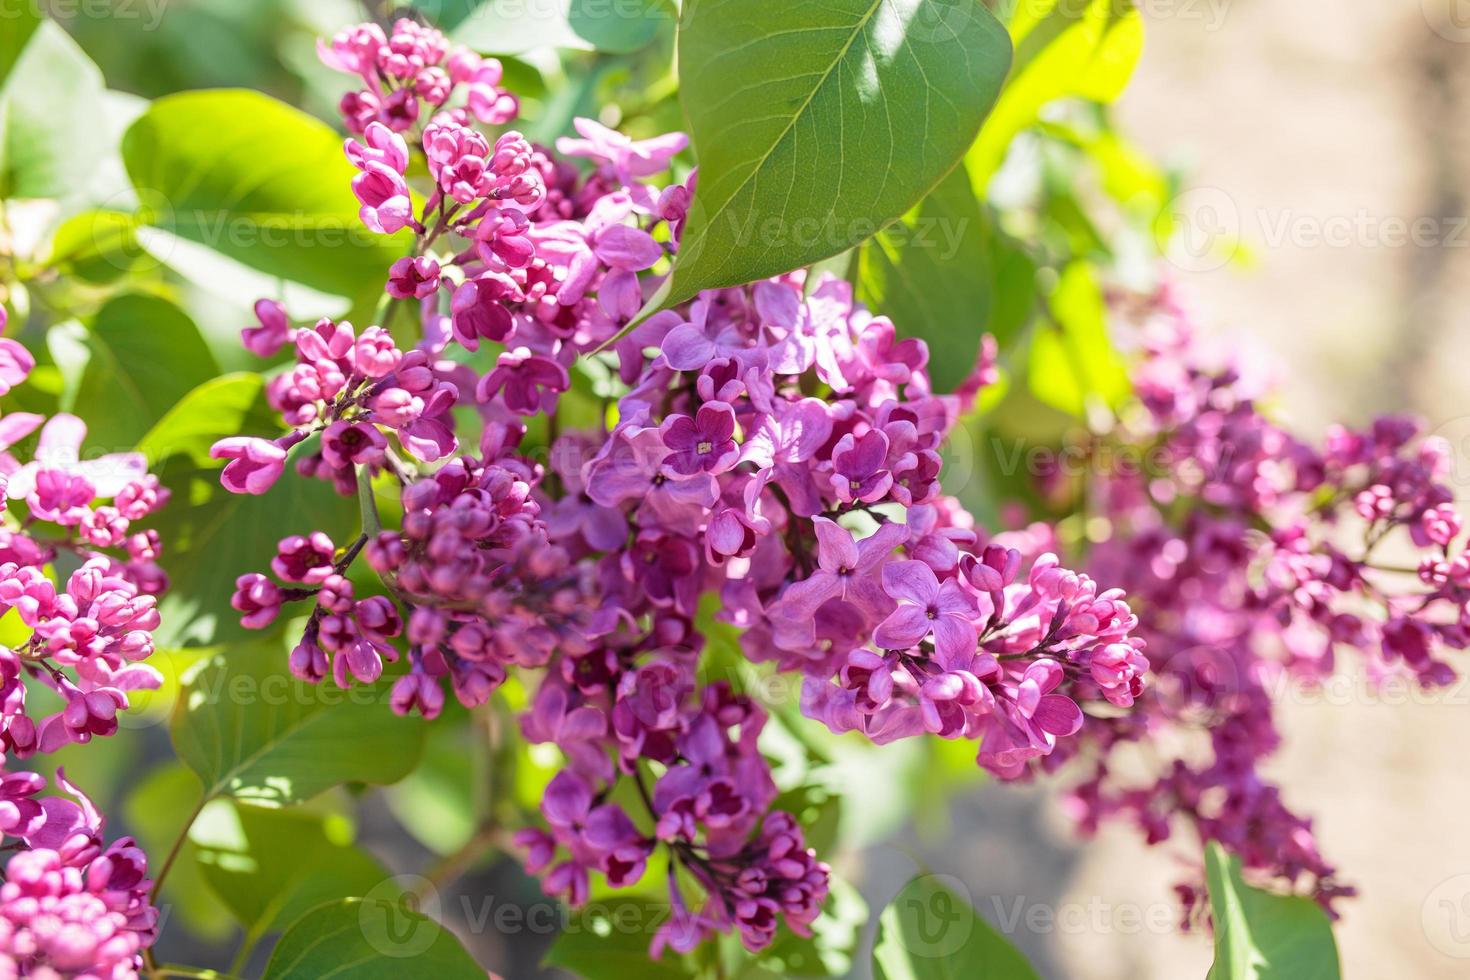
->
[262, 899, 485, 979]
[192, 799, 395, 939]
[0, 21, 107, 201]
[140, 373, 357, 647]
[660, 0, 1011, 310]
[122, 90, 408, 300]
[871, 874, 1039, 980]
[73, 294, 219, 450]
[1204, 843, 1341, 980]
[172, 641, 426, 807]
[967, 0, 1143, 187]
[453, 0, 671, 54]
[856, 162, 994, 391]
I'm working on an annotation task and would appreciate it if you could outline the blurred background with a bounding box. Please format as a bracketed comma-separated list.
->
[38, 0, 1470, 976]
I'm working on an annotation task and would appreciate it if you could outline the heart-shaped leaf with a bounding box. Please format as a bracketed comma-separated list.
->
[661, 0, 1011, 310]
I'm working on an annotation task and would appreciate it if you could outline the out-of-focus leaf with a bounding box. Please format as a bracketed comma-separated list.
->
[122, 89, 408, 300]
[73, 294, 218, 450]
[453, 0, 673, 54]
[857, 162, 994, 391]
[0, 21, 107, 201]
[872, 874, 1039, 980]
[44, 210, 155, 285]
[261, 899, 484, 979]
[968, 0, 1143, 187]
[172, 641, 426, 807]
[652, 0, 1011, 312]
[544, 898, 696, 979]
[191, 799, 395, 938]
[0, 4, 40, 85]
[123, 764, 236, 941]
[1204, 843, 1341, 980]
[1027, 261, 1129, 418]
[383, 721, 480, 856]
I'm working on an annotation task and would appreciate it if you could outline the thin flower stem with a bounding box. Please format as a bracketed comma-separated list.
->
[152, 966, 243, 980]
[148, 794, 208, 904]
[357, 464, 383, 535]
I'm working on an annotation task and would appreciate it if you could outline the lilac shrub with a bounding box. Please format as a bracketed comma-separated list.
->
[213, 18, 1148, 955]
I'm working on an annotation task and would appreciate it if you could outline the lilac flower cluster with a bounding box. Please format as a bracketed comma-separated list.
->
[0, 319, 169, 759]
[1049, 284, 1470, 917]
[0, 771, 156, 978]
[0, 309, 162, 975]
[211, 17, 1148, 957]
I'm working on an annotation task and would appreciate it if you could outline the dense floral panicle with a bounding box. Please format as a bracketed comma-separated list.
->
[209, 22, 1144, 957]
[0, 355, 170, 759]
[0, 770, 157, 978]
[1040, 282, 1470, 915]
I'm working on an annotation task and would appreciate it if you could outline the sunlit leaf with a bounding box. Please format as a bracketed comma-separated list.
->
[656, 0, 1011, 311]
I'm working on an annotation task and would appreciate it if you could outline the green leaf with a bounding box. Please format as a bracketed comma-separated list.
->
[140, 372, 264, 468]
[0, 20, 107, 201]
[453, 0, 672, 54]
[43, 209, 155, 285]
[1204, 843, 1341, 980]
[871, 874, 1039, 980]
[122, 90, 408, 300]
[856, 162, 993, 391]
[192, 799, 395, 939]
[139, 373, 358, 647]
[1026, 261, 1128, 418]
[262, 898, 485, 979]
[383, 722, 480, 856]
[122, 764, 236, 941]
[0, 4, 39, 86]
[967, 0, 1143, 187]
[662, 0, 1011, 310]
[543, 898, 695, 979]
[72, 294, 219, 450]
[172, 641, 426, 807]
